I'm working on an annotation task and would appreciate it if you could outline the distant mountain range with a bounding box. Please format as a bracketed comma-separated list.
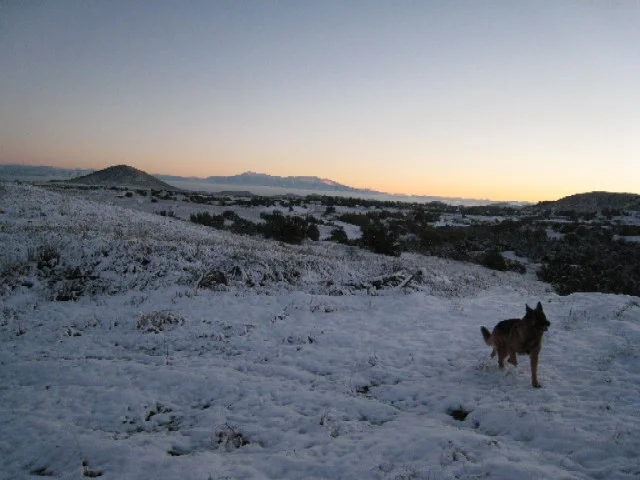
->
[3, 164, 638, 210]
[158, 171, 378, 194]
[1, 165, 489, 204]
[0, 164, 93, 180]
[0, 165, 374, 194]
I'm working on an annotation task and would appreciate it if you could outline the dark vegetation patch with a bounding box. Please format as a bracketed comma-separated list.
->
[198, 270, 228, 290]
[137, 311, 185, 334]
[167, 447, 190, 457]
[448, 407, 471, 421]
[145, 402, 173, 421]
[82, 458, 102, 477]
[537, 226, 640, 295]
[30, 466, 55, 476]
[213, 424, 250, 451]
[190, 210, 320, 244]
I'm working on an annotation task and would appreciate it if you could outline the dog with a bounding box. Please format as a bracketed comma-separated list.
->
[481, 302, 550, 388]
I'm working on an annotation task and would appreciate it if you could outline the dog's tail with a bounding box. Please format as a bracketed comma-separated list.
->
[480, 326, 493, 346]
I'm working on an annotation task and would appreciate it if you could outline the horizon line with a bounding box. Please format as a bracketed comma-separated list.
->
[2, 161, 639, 204]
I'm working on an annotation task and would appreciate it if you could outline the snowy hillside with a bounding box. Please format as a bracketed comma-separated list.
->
[1, 183, 638, 479]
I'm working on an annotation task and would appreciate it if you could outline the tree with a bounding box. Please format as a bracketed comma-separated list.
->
[306, 224, 320, 241]
[329, 227, 349, 244]
[361, 221, 401, 256]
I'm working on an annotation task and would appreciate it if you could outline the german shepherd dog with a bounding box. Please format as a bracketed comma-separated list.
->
[481, 302, 550, 388]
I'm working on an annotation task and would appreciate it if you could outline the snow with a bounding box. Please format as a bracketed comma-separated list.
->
[1, 182, 639, 480]
[546, 228, 564, 240]
[432, 213, 510, 228]
[615, 236, 640, 243]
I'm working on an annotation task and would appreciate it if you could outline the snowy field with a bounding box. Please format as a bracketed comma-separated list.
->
[1, 183, 639, 480]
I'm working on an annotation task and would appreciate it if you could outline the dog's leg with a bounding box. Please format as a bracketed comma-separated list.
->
[490, 348, 496, 358]
[530, 351, 541, 388]
[507, 350, 518, 366]
[497, 348, 507, 369]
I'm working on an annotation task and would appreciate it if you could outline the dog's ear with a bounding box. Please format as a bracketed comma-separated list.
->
[536, 301, 543, 311]
[526, 304, 533, 313]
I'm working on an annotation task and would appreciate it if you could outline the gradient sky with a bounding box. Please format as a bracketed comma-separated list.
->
[1, 1, 639, 201]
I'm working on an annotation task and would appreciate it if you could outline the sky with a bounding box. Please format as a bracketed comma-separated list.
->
[1, 1, 639, 202]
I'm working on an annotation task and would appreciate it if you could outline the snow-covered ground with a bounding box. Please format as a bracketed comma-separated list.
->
[615, 236, 640, 244]
[1, 183, 639, 480]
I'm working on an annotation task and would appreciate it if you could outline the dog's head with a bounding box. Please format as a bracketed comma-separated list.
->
[526, 301, 550, 332]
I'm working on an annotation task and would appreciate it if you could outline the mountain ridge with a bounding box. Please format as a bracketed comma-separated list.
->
[0, 164, 94, 180]
[200, 171, 375, 193]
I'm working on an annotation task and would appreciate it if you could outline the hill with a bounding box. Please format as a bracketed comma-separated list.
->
[68, 164, 177, 190]
[533, 191, 640, 213]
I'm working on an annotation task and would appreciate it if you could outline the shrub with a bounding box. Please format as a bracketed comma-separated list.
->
[306, 223, 320, 241]
[190, 212, 224, 229]
[418, 226, 444, 250]
[136, 310, 184, 333]
[198, 270, 228, 290]
[222, 210, 239, 220]
[30, 244, 61, 269]
[329, 227, 349, 244]
[260, 212, 308, 244]
[361, 221, 401, 256]
[213, 424, 250, 451]
[229, 218, 259, 236]
[337, 213, 370, 228]
[480, 249, 507, 271]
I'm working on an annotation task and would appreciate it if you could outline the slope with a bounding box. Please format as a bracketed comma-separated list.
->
[0, 183, 638, 480]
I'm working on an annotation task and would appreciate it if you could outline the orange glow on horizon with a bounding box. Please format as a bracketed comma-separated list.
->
[1, 152, 606, 203]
